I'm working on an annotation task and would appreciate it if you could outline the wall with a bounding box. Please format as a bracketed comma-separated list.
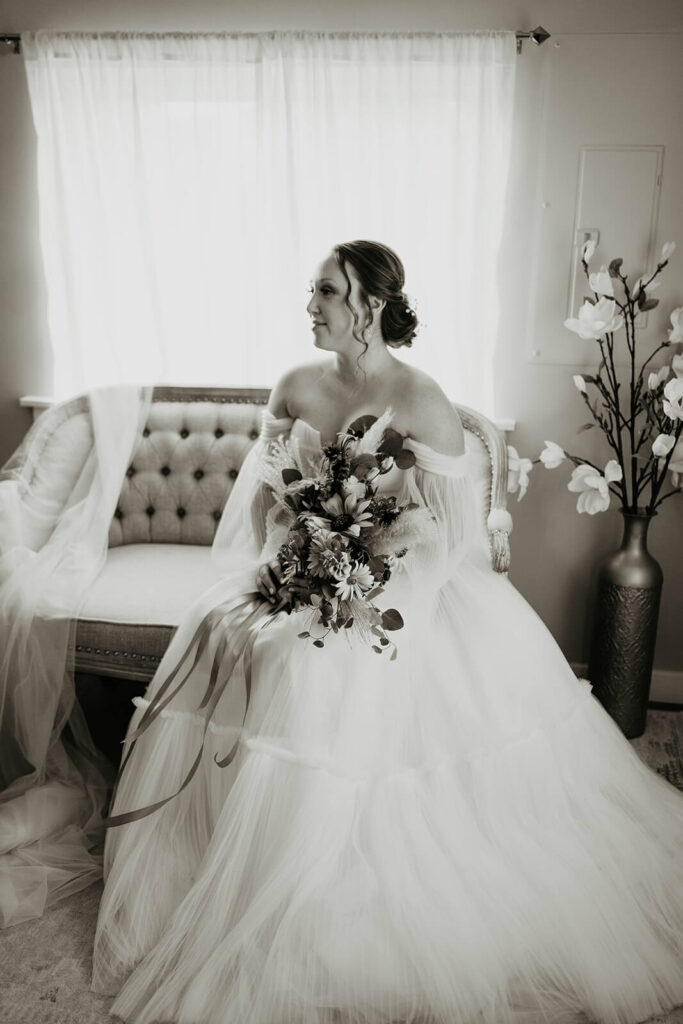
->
[1, 0, 682, 682]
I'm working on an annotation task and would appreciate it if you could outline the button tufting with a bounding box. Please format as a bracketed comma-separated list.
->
[249, 429, 259, 440]
[177, 507, 186, 518]
[142, 427, 150, 437]
[114, 507, 123, 519]
[146, 505, 155, 517]
[214, 428, 224, 438]
[161, 465, 171, 476]
[126, 465, 135, 477]
[194, 469, 204, 480]
[229, 468, 238, 479]
[213, 510, 222, 521]
[180, 428, 189, 438]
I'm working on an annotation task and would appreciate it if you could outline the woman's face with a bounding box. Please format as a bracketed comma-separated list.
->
[306, 254, 369, 353]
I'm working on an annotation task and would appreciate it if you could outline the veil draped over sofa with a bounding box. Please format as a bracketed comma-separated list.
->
[0, 387, 152, 927]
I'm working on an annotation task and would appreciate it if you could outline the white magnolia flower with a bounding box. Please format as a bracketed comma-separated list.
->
[507, 445, 533, 502]
[564, 298, 623, 340]
[669, 439, 683, 487]
[669, 309, 683, 346]
[648, 365, 670, 390]
[539, 441, 566, 469]
[582, 239, 596, 264]
[652, 433, 675, 458]
[672, 353, 683, 378]
[573, 375, 587, 393]
[567, 460, 622, 515]
[604, 459, 623, 484]
[663, 378, 683, 421]
[660, 241, 676, 263]
[588, 266, 614, 297]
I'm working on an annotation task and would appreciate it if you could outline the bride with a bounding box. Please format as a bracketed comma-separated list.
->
[93, 241, 683, 1024]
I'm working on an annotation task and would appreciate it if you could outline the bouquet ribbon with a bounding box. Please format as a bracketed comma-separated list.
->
[103, 592, 276, 827]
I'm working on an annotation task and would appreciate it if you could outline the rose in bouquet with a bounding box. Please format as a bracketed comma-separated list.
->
[260, 410, 435, 658]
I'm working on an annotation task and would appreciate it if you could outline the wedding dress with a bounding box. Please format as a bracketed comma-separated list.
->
[93, 410, 683, 1024]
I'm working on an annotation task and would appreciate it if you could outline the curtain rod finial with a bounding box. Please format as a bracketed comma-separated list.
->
[0, 34, 21, 55]
[516, 26, 551, 55]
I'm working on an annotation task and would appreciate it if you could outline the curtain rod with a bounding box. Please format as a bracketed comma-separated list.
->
[0, 29, 550, 56]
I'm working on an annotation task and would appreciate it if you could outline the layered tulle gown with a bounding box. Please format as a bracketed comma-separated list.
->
[93, 410, 683, 1024]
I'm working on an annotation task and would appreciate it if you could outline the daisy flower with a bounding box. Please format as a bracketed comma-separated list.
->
[318, 493, 374, 538]
[334, 562, 375, 600]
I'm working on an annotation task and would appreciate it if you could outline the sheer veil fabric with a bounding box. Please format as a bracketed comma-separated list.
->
[93, 412, 683, 1024]
[0, 386, 152, 928]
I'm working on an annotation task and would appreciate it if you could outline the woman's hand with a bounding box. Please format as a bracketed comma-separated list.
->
[256, 560, 310, 608]
[255, 559, 284, 602]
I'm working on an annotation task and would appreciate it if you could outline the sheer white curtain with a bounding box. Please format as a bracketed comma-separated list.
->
[23, 31, 516, 415]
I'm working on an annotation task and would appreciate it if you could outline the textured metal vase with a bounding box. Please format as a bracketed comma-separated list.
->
[587, 511, 663, 739]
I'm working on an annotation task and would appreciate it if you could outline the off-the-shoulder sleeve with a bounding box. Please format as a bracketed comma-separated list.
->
[396, 442, 479, 594]
[211, 410, 293, 571]
[259, 410, 295, 442]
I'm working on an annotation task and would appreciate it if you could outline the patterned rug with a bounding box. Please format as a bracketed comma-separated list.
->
[630, 707, 683, 791]
[0, 709, 681, 1024]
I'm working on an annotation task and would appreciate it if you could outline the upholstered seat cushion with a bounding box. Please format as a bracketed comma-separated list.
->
[75, 544, 224, 681]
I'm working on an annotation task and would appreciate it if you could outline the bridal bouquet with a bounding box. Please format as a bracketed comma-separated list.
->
[260, 411, 433, 658]
[105, 412, 432, 826]
[508, 241, 683, 514]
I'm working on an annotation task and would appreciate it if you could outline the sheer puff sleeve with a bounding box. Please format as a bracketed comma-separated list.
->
[211, 411, 294, 572]
[393, 439, 479, 599]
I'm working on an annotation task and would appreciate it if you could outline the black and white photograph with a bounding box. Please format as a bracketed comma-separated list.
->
[0, 2, 682, 1022]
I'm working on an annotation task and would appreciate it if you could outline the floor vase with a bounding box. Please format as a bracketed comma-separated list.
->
[587, 511, 663, 739]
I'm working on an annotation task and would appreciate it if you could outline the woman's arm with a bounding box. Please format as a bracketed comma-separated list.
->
[265, 371, 292, 419]
[403, 371, 466, 457]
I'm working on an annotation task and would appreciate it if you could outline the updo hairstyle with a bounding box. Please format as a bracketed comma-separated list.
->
[333, 240, 419, 350]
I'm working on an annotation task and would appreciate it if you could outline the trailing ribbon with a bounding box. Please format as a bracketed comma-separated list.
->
[103, 592, 277, 827]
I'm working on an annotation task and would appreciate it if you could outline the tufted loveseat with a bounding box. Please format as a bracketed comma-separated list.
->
[8, 386, 512, 691]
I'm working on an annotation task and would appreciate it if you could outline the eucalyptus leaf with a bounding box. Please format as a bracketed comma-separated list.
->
[381, 608, 404, 631]
[396, 448, 416, 469]
[282, 468, 302, 485]
[313, 640, 325, 648]
[378, 428, 403, 458]
[347, 414, 377, 436]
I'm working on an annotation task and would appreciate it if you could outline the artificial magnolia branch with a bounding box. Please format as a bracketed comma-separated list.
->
[509, 241, 683, 515]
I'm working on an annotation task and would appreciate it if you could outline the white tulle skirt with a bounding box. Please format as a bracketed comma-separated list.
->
[93, 552, 683, 1024]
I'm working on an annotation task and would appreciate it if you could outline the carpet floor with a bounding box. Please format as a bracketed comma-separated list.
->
[0, 709, 682, 1024]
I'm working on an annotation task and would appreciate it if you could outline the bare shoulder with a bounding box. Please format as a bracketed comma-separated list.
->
[267, 361, 329, 418]
[400, 367, 465, 457]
